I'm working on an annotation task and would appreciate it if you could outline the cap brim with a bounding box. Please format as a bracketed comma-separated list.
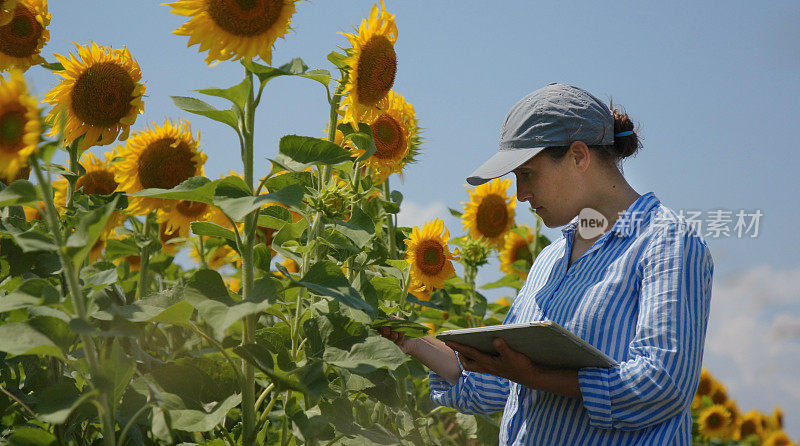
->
[466, 147, 545, 186]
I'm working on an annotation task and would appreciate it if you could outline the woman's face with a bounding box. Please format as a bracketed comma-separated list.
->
[512, 151, 584, 228]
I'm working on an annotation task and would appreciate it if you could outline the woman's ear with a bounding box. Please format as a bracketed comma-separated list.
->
[568, 141, 591, 172]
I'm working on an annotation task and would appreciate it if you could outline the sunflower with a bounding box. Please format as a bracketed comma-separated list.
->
[43, 42, 145, 151]
[409, 277, 433, 301]
[89, 237, 105, 264]
[709, 381, 728, 405]
[158, 221, 183, 256]
[167, 0, 297, 66]
[696, 368, 715, 397]
[22, 200, 41, 220]
[279, 257, 298, 273]
[462, 178, 516, 248]
[157, 199, 228, 240]
[339, 0, 398, 128]
[763, 430, 797, 446]
[0, 70, 39, 180]
[697, 404, 732, 439]
[500, 225, 537, 279]
[0, 1, 16, 26]
[52, 150, 126, 237]
[340, 90, 419, 183]
[723, 399, 741, 426]
[496, 297, 511, 307]
[0, 160, 28, 185]
[224, 276, 241, 293]
[405, 218, 459, 290]
[115, 119, 206, 215]
[772, 406, 785, 430]
[735, 410, 765, 441]
[191, 242, 240, 270]
[0, 0, 49, 72]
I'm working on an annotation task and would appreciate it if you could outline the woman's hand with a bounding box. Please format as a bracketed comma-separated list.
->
[444, 338, 582, 399]
[377, 317, 419, 355]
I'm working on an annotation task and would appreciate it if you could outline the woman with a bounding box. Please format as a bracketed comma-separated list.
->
[379, 83, 714, 445]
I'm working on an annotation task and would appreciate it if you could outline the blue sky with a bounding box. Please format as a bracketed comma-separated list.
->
[22, 0, 800, 438]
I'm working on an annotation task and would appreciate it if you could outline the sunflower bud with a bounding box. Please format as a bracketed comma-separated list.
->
[460, 237, 491, 268]
[310, 179, 354, 221]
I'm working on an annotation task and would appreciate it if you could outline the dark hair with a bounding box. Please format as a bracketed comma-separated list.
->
[540, 103, 642, 172]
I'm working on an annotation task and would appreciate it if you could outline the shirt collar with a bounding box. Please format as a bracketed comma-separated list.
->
[561, 191, 661, 239]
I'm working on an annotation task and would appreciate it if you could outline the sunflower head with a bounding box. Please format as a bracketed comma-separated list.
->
[762, 430, 797, 446]
[44, 42, 145, 151]
[0, 0, 49, 72]
[710, 381, 728, 405]
[499, 225, 539, 279]
[340, 90, 419, 183]
[723, 399, 741, 425]
[696, 368, 716, 397]
[0, 69, 39, 180]
[735, 410, 765, 440]
[409, 277, 433, 302]
[279, 257, 298, 274]
[158, 221, 183, 256]
[405, 218, 459, 290]
[115, 119, 206, 215]
[697, 404, 732, 440]
[157, 199, 226, 240]
[340, 0, 398, 128]
[772, 406, 784, 430]
[461, 178, 516, 248]
[167, 0, 297, 65]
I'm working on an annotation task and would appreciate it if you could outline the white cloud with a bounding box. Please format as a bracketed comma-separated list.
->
[704, 265, 800, 437]
[396, 200, 448, 229]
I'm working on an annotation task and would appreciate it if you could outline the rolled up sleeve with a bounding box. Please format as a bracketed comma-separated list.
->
[578, 224, 714, 430]
[429, 351, 511, 414]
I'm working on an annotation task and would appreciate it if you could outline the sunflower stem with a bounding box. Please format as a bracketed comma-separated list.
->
[135, 212, 153, 300]
[198, 235, 209, 269]
[65, 140, 79, 209]
[240, 66, 258, 446]
[383, 179, 397, 259]
[30, 155, 116, 446]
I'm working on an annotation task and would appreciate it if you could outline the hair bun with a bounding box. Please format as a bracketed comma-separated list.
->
[611, 105, 642, 159]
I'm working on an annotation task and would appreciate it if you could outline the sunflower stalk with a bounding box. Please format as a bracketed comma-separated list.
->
[135, 212, 154, 300]
[240, 67, 258, 446]
[30, 155, 116, 446]
[65, 140, 79, 209]
[383, 179, 397, 259]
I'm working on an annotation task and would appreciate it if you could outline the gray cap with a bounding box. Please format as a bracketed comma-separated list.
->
[466, 83, 614, 186]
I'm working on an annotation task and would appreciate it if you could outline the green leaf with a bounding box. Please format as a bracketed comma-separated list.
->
[0, 180, 38, 206]
[190, 221, 236, 241]
[92, 286, 194, 326]
[327, 50, 348, 69]
[6, 227, 57, 253]
[234, 343, 274, 372]
[284, 261, 375, 317]
[278, 135, 351, 166]
[337, 122, 377, 162]
[65, 196, 118, 268]
[449, 207, 464, 218]
[332, 205, 375, 248]
[97, 340, 136, 412]
[197, 75, 252, 115]
[171, 96, 239, 132]
[214, 183, 303, 222]
[130, 176, 216, 204]
[261, 170, 313, 193]
[481, 273, 525, 290]
[0, 279, 59, 313]
[35, 383, 98, 424]
[368, 318, 430, 339]
[184, 269, 280, 333]
[323, 336, 408, 374]
[368, 276, 402, 302]
[244, 58, 331, 88]
[0, 322, 63, 358]
[7, 427, 58, 445]
[168, 393, 242, 432]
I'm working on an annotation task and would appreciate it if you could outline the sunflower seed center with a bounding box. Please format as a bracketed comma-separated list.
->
[71, 62, 135, 128]
[355, 35, 396, 106]
[207, 0, 284, 37]
[176, 200, 208, 218]
[370, 113, 404, 160]
[0, 6, 42, 58]
[0, 107, 24, 152]
[75, 170, 118, 195]
[137, 137, 198, 190]
[417, 240, 445, 276]
[475, 194, 509, 239]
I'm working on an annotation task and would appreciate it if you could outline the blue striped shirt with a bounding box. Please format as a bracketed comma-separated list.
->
[429, 192, 714, 445]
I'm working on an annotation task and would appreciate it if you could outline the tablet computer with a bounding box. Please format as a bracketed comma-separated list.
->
[435, 320, 617, 369]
